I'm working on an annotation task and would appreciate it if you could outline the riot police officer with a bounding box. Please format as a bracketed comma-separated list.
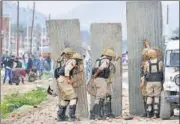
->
[56, 53, 83, 121]
[47, 47, 75, 121]
[90, 48, 116, 120]
[143, 49, 164, 118]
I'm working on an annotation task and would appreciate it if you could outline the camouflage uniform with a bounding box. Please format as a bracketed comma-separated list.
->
[90, 48, 116, 120]
[56, 53, 83, 121]
[140, 48, 150, 117]
[143, 49, 163, 118]
[140, 43, 163, 117]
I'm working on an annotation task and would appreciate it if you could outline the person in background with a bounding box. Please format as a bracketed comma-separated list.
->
[46, 56, 51, 71]
[26, 54, 33, 75]
[38, 55, 45, 79]
[2, 55, 15, 85]
[15, 57, 22, 68]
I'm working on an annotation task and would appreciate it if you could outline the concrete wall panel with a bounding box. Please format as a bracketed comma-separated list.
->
[90, 23, 122, 116]
[46, 19, 88, 118]
[126, 1, 163, 115]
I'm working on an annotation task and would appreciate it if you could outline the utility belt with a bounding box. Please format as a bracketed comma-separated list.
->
[145, 72, 163, 82]
[92, 68, 110, 79]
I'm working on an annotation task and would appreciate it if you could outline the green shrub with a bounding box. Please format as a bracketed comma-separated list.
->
[1, 87, 47, 118]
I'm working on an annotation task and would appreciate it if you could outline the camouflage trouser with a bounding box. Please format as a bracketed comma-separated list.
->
[94, 78, 108, 104]
[146, 81, 162, 97]
[146, 81, 162, 113]
[56, 76, 77, 106]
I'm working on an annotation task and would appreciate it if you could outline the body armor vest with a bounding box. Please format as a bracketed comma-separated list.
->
[54, 65, 65, 79]
[145, 60, 163, 82]
[92, 58, 110, 79]
[54, 61, 78, 79]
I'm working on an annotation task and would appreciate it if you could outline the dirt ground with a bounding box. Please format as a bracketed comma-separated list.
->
[1, 70, 179, 124]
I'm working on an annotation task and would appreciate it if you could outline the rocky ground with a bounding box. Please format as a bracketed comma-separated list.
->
[1, 70, 179, 124]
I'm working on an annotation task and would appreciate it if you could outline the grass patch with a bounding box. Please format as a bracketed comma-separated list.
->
[1, 87, 47, 118]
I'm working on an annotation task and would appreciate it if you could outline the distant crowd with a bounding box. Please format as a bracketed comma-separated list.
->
[1, 51, 51, 85]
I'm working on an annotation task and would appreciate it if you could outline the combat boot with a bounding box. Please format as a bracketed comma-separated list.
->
[89, 110, 95, 120]
[141, 99, 147, 117]
[69, 105, 77, 121]
[91, 103, 102, 120]
[57, 105, 69, 121]
[146, 104, 153, 118]
[141, 113, 147, 117]
[153, 102, 160, 118]
[153, 109, 160, 118]
[146, 111, 152, 118]
[104, 95, 115, 119]
[153, 113, 159, 118]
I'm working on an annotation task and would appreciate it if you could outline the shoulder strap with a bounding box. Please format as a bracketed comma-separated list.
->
[148, 59, 160, 73]
[96, 58, 103, 66]
[156, 59, 160, 72]
[148, 60, 151, 73]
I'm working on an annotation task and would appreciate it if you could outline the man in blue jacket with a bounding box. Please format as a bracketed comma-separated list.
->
[2, 55, 15, 85]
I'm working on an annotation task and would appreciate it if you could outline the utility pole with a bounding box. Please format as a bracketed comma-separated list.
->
[30, 2, 35, 54]
[8, 15, 11, 54]
[165, 4, 169, 46]
[0, 0, 3, 57]
[167, 5, 169, 25]
[16, 0, 19, 57]
[0, 0, 3, 121]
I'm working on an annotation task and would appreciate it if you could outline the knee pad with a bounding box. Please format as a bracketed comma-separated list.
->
[59, 100, 69, 106]
[153, 103, 159, 109]
[69, 98, 78, 105]
[146, 104, 152, 112]
[106, 94, 112, 102]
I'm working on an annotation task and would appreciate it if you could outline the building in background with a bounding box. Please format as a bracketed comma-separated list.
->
[0, 16, 10, 53]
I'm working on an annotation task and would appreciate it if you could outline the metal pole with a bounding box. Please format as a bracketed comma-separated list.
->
[167, 5, 169, 25]
[8, 15, 11, 54]
[0, 0, 3, 57]
[165, 5, 169, 46]
[0, 0, 3, 122]
[30, 2, 35, 54]
[16, 0, 19, 57]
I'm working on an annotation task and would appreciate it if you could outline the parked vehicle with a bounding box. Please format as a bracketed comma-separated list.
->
[160, 39, 179, 119]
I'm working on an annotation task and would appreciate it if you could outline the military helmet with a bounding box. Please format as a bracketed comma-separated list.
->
[103, 49, 116, 57]
[72, 53, 82, 60]
[61, 47, 75, 56]
[103, 48, 114, 54]
[147, 49, 157, 58]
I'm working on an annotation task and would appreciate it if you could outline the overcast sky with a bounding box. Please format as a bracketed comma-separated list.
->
[12, 1, 179, 17]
